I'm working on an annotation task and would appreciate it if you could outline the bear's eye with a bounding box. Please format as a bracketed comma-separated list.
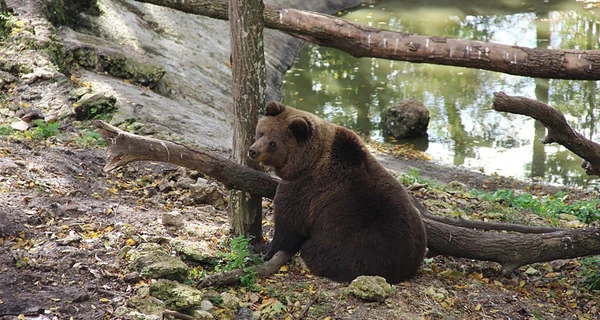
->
[269, 141, 276, 148]
[258, 132, 264, 138]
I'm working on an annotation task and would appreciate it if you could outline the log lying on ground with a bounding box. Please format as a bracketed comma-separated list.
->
[95, 119, 600, 285]
[135, 0, 600, 80]
[493, 92, 600, 176]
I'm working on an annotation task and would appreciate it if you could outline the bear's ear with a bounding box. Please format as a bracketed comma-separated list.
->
[264, 101, 285, 116]
[288, 117, 311, 141]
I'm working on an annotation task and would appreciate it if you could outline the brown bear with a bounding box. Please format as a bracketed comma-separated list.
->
[248, 101, 427, 283]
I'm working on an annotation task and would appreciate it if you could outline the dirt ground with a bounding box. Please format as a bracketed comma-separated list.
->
[0, 130, 598, 320]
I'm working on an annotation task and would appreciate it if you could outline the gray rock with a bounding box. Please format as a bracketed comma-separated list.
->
[127, 295, 165, 316]
[424, 287, 449, 301]
[349, 275, 393, 302]
[190, 309, 214, 319]
[157, 179, 173, 193]
[171, 239, 218, 264]
[200, 299, 214, 311]
[525, 267, 540, 276]
[150, 279, 205, 310]
[73, 91, 117, 120]
[129, 243, 189, 281]
[384, 99, 430, 138]
[69, 86, 91, 100]
[189, 179, 223, 205]
[115, 307, 161, 320]
[162, 211, 184, 228]
[175, 177, 195, 189]
[549, 259, 571, 271]
[220, 292, 241, 309]
[235, 306, 255, 320]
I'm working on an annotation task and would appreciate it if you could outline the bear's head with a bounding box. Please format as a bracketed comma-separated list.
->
[248, 101, 320, 180]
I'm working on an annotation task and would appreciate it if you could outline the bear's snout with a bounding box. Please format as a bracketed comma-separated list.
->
[248, 146, 260, 160]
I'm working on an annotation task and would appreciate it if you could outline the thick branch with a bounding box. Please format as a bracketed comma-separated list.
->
[135, 0, 600, 80]
[94, 120, 278, 198]
[492, 92, 600, 176]
[424, 219, 600, 276]
[96, 121, 600, 278]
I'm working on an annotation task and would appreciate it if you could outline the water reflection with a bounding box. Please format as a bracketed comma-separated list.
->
[283, 0, 600, 187]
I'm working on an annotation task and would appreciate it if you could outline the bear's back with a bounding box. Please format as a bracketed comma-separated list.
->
[285, 126, 427, 283]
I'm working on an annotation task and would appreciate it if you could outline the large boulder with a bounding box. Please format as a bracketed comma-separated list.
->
[384, 99, 430, 138]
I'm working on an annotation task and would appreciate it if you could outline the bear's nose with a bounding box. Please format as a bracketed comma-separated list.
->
[248, 147, 260, 159]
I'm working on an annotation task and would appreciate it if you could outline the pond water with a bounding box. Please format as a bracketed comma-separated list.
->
[282, 0, 600, 188]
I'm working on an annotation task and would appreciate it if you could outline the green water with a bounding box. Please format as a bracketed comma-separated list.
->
[283, 0, 600, 187]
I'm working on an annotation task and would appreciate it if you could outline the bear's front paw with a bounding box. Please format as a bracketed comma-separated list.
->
[253, 242, 271, 256]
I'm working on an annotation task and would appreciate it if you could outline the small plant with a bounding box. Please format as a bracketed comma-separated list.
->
[399, 168, 424, 185]
[581, 256, 600, 291]
[75, 130, 106, 147]
[216, 235, 263, 288]
[0, 11, 15, 40]
[27, 120, 59, 140]
[0, 125, 13, 135]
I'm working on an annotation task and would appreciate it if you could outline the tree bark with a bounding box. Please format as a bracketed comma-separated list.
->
[228, 0, 267, 242]
[94, 119, 600, 281]
[134, 0, 600, 80]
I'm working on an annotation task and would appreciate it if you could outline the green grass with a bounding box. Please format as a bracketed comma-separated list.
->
[581, 256, 600, 291]
[75, 130, 106, 147]
[472, 189, 600, 223]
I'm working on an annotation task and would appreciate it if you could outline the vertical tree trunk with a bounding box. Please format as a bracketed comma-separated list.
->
[228, 0, 266, 242]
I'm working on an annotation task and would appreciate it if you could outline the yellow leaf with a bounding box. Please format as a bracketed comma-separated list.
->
[225, 61, 232, 68]
[61, 225, 69, 230]
[565, 290, 574, 296]
[475, 303, 481, 311]
[126, 238, 136, 246]
[18, 315, 25, 320]
[308, 284, 316, 294]
[100, 298, 110, 303]
[493, 280, 503, 287]
[278, 265, 288, 272]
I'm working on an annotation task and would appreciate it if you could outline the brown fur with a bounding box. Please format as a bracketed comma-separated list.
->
[248, 101, 427, 283]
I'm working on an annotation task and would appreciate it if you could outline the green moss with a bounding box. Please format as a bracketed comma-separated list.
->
[42, 0, 100, 30]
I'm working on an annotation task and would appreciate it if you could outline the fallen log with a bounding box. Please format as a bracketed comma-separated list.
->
[95, 118, 600, 286]
[134, 0, 600, 80]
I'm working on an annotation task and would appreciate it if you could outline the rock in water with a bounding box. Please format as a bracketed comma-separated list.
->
[384, 99, 430, 138]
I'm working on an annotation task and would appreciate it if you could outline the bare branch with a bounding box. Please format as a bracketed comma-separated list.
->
[492, 92, 600, 176]
[94, 120, 279, 198]
[134, 0, 600, 80]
